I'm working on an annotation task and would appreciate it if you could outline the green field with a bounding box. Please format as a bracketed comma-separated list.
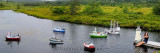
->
[13, 6, 160, 31]
[1, 1, 160, 31]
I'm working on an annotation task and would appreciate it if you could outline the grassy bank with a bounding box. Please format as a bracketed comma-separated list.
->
[14, 6, 160, 31]
[0, 2, 17, 10]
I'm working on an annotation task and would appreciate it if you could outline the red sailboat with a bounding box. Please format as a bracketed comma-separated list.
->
[6, 32, 21, 40]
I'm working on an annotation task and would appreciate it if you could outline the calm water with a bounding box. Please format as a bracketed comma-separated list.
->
[0, 10, 159, 53]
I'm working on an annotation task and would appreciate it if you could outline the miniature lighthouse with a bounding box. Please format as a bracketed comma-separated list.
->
[134, 26, 142, 43]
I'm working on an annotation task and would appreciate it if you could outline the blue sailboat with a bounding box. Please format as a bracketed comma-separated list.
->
[53, 27, 66, 32]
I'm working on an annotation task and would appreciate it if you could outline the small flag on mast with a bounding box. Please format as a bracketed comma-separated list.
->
[7, 32, 11, 35]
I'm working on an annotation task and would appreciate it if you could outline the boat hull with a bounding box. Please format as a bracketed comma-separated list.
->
[84, 46, 95, 52]
[90, 35, 107, 38]
[50, 41, 63, 44]
[49, 39, 63, 44]
[6, 37, 20, 40]
[108, 32, 120, 35]
[53, 30, 65, 32]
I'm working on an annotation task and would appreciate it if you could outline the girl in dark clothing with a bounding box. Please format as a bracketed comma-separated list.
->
[136, 32, 149, 46]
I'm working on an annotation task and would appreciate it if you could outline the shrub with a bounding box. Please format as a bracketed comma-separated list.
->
[133, 20, 148, 26]
[0, 3, 4, 7]
[136, 12, 143, 15]
[58, 15, 71, 21]
[17, 4, 20, 9]
[82, 2, 104, 15]
[113, 8, 118, 13]
[123, 6, 129, 13]
[153, 4, 160, 15]
[119, 4, 123, 8]
[50, 6, 66, 14]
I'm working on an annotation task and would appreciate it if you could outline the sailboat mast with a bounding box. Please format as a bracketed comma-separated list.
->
[117, 21, 119, 27]
[10, 32, 12, 38]
[113, 21, 116, 28]
[110, 21, 112, 30]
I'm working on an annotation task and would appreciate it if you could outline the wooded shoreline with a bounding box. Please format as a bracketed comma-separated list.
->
[0, 1, 160, 31]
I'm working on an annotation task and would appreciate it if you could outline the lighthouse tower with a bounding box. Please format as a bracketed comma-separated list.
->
[134, 26, 142, 43]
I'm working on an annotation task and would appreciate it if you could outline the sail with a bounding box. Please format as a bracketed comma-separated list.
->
[116, 21, 120, 31]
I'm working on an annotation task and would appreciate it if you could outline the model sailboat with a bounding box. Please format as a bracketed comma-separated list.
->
[53, 27, 66, 32]
[90, 28, 107, 38]
[106, 21, 120, 34]
[49, 35, 63, 44]
[6, 32, 21, 40]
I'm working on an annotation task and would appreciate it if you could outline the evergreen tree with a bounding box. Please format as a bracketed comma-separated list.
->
[153, 4, 160, 15]
[82, 2, 104, 15]
[69, 0, 80, 15]
[123, 6, 129, 13]
[0, 3, 4, 7]
[17, 4, 20, 9]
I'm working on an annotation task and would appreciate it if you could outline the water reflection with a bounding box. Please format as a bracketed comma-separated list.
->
[0, 10, 160, 53]
[5, 40, 20, 47]
[142, 46, 148, 53]
[135, 46, 148, 53]
[109, 34, 120, 38]
[53, 32, 65, 36]
[49, 43, 58, 48]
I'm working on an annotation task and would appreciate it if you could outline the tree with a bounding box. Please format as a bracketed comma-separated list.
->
[0, 3, 4, 7]
[113, 8, 118, 13]
[153, 4, 160, 15]
[82, 2, 104, 15]
[50, 6, 66, 15]
[123, 6, 129, 13]
[17, 4, 20, 9]
[69, 0, 80, 15]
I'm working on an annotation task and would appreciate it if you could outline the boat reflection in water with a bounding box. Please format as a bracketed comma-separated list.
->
[49, 42, 63, 48]
[53, 32, 65, 36]
[49, 43, 57, 48]
[5, 40, 21, 47]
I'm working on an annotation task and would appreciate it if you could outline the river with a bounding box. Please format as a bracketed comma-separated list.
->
[0, 10, 159, 53]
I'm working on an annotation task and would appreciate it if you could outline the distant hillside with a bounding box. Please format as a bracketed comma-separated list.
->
[0, 0, 40, 2]
[0, 0, 67, 2]
[80, 0, 160, 3]
[0, 0, 159, 3]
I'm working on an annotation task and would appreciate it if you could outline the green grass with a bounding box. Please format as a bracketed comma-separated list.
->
[0, 1, 17, 10]
[13, 6, 160, 31]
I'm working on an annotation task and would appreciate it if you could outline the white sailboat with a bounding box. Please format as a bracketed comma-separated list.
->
[106, 21, 120, 34]
[49, 35, 63, 44]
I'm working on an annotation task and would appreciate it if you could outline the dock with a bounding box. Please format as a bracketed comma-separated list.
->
[134, 41, 160, 49]
[134, 26, 160, 49]
[144, 41, 160, 49]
